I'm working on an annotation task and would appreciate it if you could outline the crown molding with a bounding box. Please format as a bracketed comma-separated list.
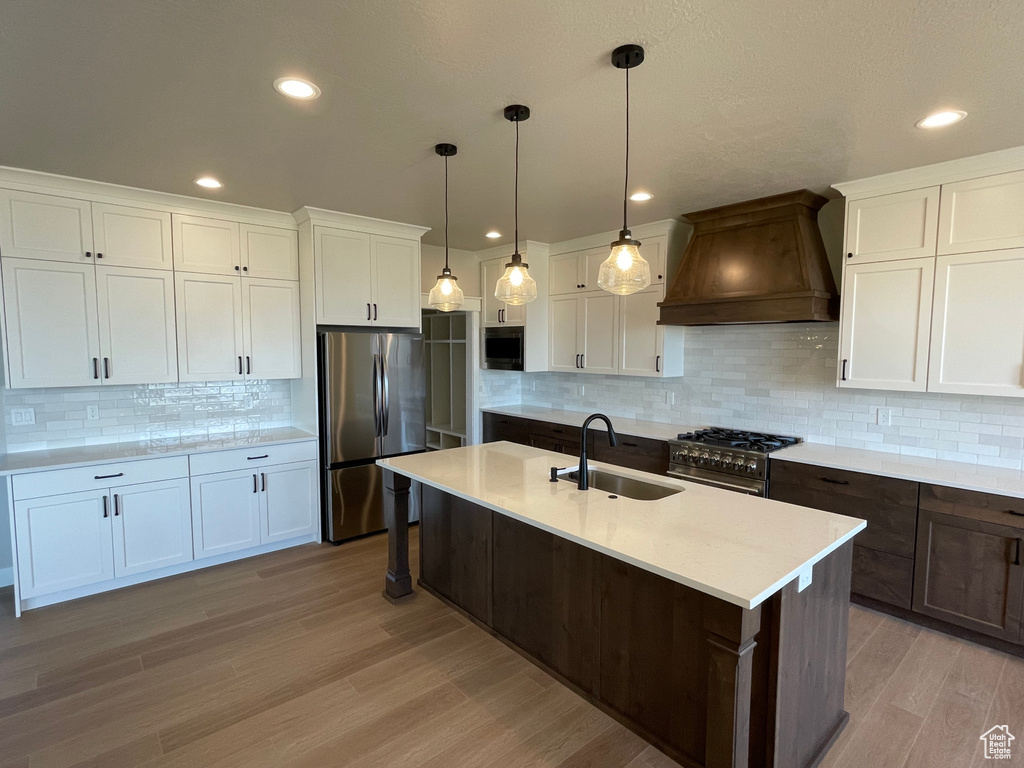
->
[0, 165, 298, 229]
[833, 145, 1024, 200]
[293, 206, 429, 239]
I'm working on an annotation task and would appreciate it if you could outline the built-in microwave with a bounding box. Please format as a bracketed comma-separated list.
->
[482, 325, 525, 370]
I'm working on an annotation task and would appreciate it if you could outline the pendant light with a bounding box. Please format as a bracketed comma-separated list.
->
[598, 44, 651, 296]
[493, 105, 537, 305]
[428, 143, 465, 312]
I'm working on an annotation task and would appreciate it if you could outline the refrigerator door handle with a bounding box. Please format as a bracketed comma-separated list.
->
[371, 353, 381, 437]
[381, 346, 391, 436]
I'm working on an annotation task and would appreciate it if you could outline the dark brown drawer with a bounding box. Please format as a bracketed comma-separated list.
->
[920, 484, 1024, 532]
[527, 419, 578, 441]
[851, 545, 914, 609]
[769, 461, 918, 558]
[592, 433, 669, 476]
[482, 412, 531, 445]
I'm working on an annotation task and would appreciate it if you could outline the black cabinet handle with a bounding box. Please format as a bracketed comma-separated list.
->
[656, 355, 661, 373]
[819, 476, 850, 486]
[96, 252, 103, 259]
[1015, 538, 1021, 567]
[102, 496, 109, 518]
[553, 429, 565, 435]
[253, 474, 258, 493]
[622, 442, 639, 448]
[238, 356, 243, 375]
[367, 303, 371, 320]
[93, 357, 99, 380]
[246, 356, 251, 375]
[260, 472, 266, 492]
[581, 284, 585, 288]
[247, 454, 269, 461]
[85, 251, 92, 259]
[581, 354, 585, 369]
[103, 357, 110, 379]
[1005, 509, 1024, 517]
[242, 266, 248, 272]
[234, 265, 240, 271]
[113, 494, 120, 516]
[373, 304, 378, 321]
[94, 472, 124, 480]
[847, 252, 853, 259]
[841, 359, 849, 381]
[657, 274, 663, 280]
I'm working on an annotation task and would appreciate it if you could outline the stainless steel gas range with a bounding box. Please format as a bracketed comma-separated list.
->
[667, 428, 801, 496]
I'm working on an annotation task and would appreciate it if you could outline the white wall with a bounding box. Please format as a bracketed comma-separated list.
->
[421, 244, 481, 297]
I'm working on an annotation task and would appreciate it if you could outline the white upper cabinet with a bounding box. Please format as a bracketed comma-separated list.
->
[549, 247, 606, 295]
[242, 278, 301, 379]
[937, 171, 1024, 255]
[838, 258, 934, 392]
[241, 223, 299, 280]
[581, 292, 617, 375]
[110, 478, 193, 578]
[92, 203, 172, 269]
[844, 187, 940, 263]
[370, 235, 420, 328]
[618, 285, 683, 377]
[315, 227, 373, 325]
[172, 214, 241, 275]
[175, 272, 245, 382]
[2, 259, 102, 388]
[928, 249, 1024, 397]
[480, 255, 528, 326]
[549, 295, 582, 372]
[0, 189, 93, 263]
[96, 266, 178, 385]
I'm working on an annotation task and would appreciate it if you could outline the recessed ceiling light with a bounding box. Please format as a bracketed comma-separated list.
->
[273, 77, 321, 100]
[916, 110, 967, 129]
[629, 192, 653, 202]
[194, 177, 223, 189]
[486, 231, 501, 239]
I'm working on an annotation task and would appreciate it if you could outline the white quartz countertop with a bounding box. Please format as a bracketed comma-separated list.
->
[0, 427, 318, 475]
[482, 405, 699, 442]
[379, 442, 865, 610]
[773, 443, 1024, 500]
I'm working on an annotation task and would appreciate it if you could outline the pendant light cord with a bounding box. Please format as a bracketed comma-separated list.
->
[514, 118, 520, 256]
[444, 154, 450, 270]
[623, 66, 630, 233]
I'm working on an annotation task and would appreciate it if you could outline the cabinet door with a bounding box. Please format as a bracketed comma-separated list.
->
[482, 412, 531, 444]
[480, 257, 505, 326]
[550, 252, 583, 295]
[91, 203, 172, 269]
[174, 272, 244, 383]
[241, 224, 299, 280]
[96, 266, 178, 384]
[0, 189, 93, 263]
[937, 170, 1024, 255]
[370, 235, 420, 328]
[315, 227, 373, 325]
[190, 470, 262, 559]
[14, 490, 114, 598]
[111, 478, 192, 578]
[913, 509, 1024, 642]
[928, 250, 1024, 397]
[2, 258, 102, 388]
[549, 295, 582, 372]
[644, 236, 668, 285]
[260, 461, 317, 544]
[582, 247, 610, 291]
[580, 292, 617, 374]
[171, 214, 240, 275]
[242, 278, 301, 379]
[837, 258, 934, 391]
[618, 287, 664, 377]
[845, 187, 940, 263]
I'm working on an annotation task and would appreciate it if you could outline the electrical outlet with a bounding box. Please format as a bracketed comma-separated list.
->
[10, 408, 35, 426]
[666, 391, 676, 406]
[87, 405, 100, 421]
[530, 380, 536, 392]
[877, 408, 892, 427]
[577, 385, 585, 397]
[797, 564, 813, 592]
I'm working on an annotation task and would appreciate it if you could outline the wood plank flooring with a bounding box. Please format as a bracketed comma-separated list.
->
[0, 534, 1021, 767]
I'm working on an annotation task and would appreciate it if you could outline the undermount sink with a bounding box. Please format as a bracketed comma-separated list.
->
[560, 469, 683, 501]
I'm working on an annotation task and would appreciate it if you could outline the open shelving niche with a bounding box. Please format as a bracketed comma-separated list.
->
[423, 310, 478, 451]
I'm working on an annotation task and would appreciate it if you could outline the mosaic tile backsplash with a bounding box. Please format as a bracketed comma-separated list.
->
[3, 379, 293, 452]
[497, 322, 1024, 471]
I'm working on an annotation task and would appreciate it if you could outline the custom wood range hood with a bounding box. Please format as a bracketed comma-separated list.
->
[659, 189, 840, 325]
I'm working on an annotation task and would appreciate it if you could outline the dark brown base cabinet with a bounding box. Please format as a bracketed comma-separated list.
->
[417, 485, 852, 768]
[769, 461, 1024, 652]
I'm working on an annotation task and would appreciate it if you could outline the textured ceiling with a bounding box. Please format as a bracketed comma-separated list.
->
[1, 0, 1021, 249]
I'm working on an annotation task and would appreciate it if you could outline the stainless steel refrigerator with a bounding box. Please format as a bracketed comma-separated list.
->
[319, 328, 425, 543]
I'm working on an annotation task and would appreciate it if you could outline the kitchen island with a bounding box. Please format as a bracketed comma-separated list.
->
[378, 442, 865, 768]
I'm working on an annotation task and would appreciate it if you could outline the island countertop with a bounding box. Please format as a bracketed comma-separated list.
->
[378, 442, 865, 609]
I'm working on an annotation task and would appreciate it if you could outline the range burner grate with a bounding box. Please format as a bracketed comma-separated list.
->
[675, 428, 801, 453]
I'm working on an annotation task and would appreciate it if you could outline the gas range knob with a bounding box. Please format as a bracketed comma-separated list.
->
[710, 453, 722, 465]
[746, 461, 758, 472]
[699, 451, 710, 464]
[719, 455, 733, 468]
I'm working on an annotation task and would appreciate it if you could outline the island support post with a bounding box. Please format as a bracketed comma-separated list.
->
[382, 469, 414, 602]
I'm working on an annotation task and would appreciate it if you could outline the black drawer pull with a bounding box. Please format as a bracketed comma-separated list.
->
[622, 442, 639, 448]
[1005, 509, 1024, 517]
[819, 476, 850, 486]
[552, 429, 565, 434]
[1015, 538, 1021, 567]
[94, 472, 124, 480]
[247, 454, 269, 461]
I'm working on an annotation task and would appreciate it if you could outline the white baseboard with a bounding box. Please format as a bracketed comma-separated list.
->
[0, 566, 13, 588]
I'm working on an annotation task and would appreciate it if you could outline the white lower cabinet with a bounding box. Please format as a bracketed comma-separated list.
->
[190, 469, 262, 559]
[111, 479, 193, 577]
[14, 490, 114, 598]
[261, 461, 318, 544]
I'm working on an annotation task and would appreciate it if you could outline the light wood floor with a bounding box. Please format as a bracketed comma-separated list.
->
[0, 535, 1021, 768]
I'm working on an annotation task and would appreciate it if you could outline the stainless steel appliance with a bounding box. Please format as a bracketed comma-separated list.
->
[482, 325, 524, 370]
[668, 428, 801, 496]
[319, 329, 425, 543]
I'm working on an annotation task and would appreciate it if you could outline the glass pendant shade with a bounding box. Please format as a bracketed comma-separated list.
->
[428, 267, 464, 312]
[494, 257, 537, 306]
[598, 231, 650, 295]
